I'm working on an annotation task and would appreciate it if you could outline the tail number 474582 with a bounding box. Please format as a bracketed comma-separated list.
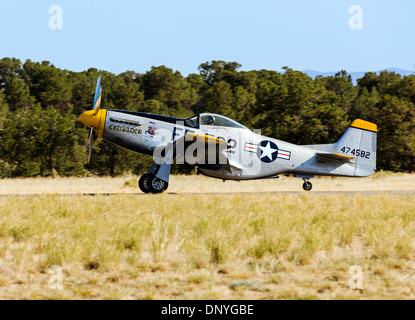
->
[341, 147, 371, 159]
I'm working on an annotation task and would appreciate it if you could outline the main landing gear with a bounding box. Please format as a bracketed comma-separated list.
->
[139, 173, 168, 194]
[139, 162, 170, 194]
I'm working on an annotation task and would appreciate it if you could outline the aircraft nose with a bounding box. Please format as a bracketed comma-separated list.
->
[79, 109, 107, 137]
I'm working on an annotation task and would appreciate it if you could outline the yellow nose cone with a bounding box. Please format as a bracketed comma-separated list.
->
[79, 109, 107, 137]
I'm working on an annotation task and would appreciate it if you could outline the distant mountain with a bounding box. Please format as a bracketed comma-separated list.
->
[303, 68, 414, 84]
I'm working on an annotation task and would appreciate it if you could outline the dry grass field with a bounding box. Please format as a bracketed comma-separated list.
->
[0, 173, 414, 299]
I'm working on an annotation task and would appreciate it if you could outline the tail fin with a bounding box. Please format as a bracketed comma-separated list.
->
[334, 119, 377, 177]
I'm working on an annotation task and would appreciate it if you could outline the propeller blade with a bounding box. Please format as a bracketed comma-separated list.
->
[85, 76, 101, 164]
[87, 127, 94, 164]
[93, 75, 102, 115]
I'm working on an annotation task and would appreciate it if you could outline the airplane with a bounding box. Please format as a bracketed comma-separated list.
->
[79, 76, 377, 194]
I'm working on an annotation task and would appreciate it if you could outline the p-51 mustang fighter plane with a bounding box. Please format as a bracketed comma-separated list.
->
[79, 76, 377, 194]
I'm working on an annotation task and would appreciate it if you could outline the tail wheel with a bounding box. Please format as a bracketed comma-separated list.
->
[303, 181, 312, 191]
[139, 174, 152, 193]
[148, 176, 168, 194]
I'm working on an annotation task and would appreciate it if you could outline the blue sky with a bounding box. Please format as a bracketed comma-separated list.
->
[1, 0, 414, 75]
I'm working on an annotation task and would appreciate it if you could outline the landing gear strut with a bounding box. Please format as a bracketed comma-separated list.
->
[302, 179, 312, 191]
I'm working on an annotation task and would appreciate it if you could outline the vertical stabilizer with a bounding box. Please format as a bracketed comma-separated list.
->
[334, 119, 377, 177]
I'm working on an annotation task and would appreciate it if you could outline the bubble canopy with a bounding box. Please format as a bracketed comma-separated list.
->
[186, 113, 249, 130]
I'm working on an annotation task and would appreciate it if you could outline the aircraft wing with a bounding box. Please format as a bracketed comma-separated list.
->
[151, 133, 230, 183]
[162, 133, 229, 166]
[316, 153, 355, 162]
[184, 134, 254, 174]
[184, 133, 228, 147]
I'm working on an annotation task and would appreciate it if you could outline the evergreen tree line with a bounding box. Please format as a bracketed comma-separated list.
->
[0, 58, 414, 177]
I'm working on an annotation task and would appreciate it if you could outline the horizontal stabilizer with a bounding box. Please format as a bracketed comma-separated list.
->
[316, 152, 355, 162]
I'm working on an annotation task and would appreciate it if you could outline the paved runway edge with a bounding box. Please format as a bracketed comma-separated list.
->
[0, 190, 414, 197]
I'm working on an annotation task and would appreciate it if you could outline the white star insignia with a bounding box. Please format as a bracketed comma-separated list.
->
[260, 142, 278, 161]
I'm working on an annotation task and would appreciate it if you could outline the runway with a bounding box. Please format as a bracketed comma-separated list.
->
[0, 190, 414, 197]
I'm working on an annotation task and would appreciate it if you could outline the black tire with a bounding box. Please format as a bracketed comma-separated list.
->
[139, 174, 152, 193]
[148, 176, 168, 194]
[303, 181, 312, 191]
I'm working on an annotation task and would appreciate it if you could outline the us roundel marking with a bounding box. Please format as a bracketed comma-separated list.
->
[257, 140, 279, 163]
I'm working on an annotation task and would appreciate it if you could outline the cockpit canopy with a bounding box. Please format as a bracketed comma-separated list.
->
[186, 113, 249, 130]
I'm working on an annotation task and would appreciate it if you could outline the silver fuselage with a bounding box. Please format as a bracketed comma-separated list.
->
[102, 110, 367, 180]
